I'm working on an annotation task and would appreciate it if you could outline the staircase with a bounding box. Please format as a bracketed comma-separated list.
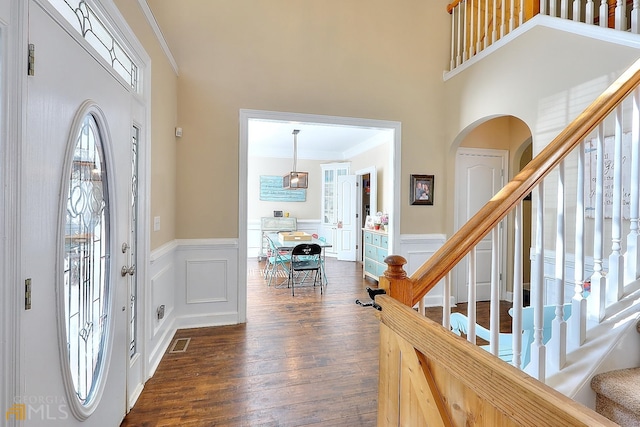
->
[371, 1, 640, 424]
[590, 321, 640, 426]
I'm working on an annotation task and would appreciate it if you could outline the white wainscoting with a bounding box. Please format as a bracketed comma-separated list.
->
[175, 238, 240, 328]
[147, 238, 240, 375]
[148, 240, 177, 376]
[398, 234, 448, 307]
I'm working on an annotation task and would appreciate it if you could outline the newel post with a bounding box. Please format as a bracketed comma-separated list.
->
[378, 255, 414, 307]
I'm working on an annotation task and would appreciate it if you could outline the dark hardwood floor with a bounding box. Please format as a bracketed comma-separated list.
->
[121, 258, 514, 426]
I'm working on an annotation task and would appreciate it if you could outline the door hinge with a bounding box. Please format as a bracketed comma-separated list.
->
[28, 44, 35, 76]
[25, 278, 32, 310]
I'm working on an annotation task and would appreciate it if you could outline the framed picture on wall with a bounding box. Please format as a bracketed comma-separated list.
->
[410, 174, 434, 206]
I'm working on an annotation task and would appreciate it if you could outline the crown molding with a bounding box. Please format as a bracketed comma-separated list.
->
[137, 0, 179, 75]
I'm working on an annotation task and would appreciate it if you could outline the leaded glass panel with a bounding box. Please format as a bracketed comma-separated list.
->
[64, 114, 110, 406]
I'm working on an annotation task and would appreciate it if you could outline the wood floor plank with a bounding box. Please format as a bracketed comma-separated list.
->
[121, 257, 513, 426]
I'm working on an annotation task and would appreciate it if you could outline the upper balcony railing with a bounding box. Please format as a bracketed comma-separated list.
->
[447, 0, 640, 71]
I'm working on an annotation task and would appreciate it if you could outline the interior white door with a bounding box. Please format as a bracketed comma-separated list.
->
[20, 2, 131, 424]
[455, 149, 507, 303]
[337, 175, 357, 261]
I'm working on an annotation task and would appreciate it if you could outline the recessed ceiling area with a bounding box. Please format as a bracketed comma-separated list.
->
[248, 118, 394, 160]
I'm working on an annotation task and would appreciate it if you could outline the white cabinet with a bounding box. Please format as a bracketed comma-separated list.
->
[320, 162, 350, 253]
[259, 217, 297, 260]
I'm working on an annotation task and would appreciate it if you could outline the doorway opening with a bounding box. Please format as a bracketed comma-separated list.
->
[239, 109, 401, 322]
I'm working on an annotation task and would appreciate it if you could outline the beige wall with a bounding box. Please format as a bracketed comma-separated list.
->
[350, 141, 393, 215]
[144, 0, 450, 238]
[114, 0, 179, 250]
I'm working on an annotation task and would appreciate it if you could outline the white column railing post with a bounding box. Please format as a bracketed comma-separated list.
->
[490, 226, 501, 356]
[463, 0, 470, 61]
[519, 0, 525, 27]
[457, 2, 463, 66]
[493, 0, 499, 43]
[500, 0, 506, 37]
[632, 0, 640, 33]
[541, 0, 548, 15]
[561, 0, 569, 18]
[573, 0, 583, 21]
[510, 0, 516, 31]
[626, 88, 640, 284]
[468, 247, 477, 344]
[616, 0, 627, 30]
[586, 0, 595, 24]
[608, 106, 625, 304]
[550, 0, 558, 16]
[485, 0, 491, 49]
[570, 140, 587, 347]
[476, 0, 482, 55]
[443, 272, 452, 329]
[512, 203, 524, 369]
[590, 124, 607, 322]
[600, 0, 609, 27]
[450, 6, 457, 71]
[527, 182, 546, 381]
[550, 161, 567, 370]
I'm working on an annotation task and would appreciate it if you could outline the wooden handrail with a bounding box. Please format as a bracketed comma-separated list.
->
[377, 295, 618, 426]
[389, 57, 640, 308]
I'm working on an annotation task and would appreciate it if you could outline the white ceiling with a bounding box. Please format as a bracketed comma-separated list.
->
[248, 118, 394, 160]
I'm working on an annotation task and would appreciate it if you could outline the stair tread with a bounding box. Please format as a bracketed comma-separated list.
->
[592, 367, 640, 414]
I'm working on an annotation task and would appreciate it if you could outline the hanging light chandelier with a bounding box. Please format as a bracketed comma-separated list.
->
[283, 129, 308, 189]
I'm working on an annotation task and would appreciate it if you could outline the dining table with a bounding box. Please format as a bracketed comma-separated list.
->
[266, 232, 332, 285]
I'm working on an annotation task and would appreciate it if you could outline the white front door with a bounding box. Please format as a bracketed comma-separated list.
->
[454, 148, 507, 303]
[19, 2, 132, 424]
[336, 175, 357, 261]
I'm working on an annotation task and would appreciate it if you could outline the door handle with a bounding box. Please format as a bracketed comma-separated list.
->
[121, 265, 136, 277]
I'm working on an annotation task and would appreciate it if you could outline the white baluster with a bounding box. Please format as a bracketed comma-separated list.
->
[561, 0, 569, 18]
[527, 182, 546, 381]
[468, 247, 477, 344]
[574, 0, 583, 22]
[616, 0, 627, 30]
[510, 0, 516, 32]
[519, 0, 525, 26]
[443, 272, 452, 329]
[484, 0, 490, 49]
[476, 0, 482, 54]
[541, 0, 548, 15]
[550, 161, 567, 370]
[457, 2, 463, 66]
[471, 0, 477, 57]
[550, 0, 558, 16]
[590, 124, 607, 322]
[626, 88, 640, 283]
[608, 105, 625, 304]
[500, 0, 506, 36]
[570, 140, 587, 347]
[450, 6, 457, 71]
[600, 0, 609, 27]
[633, 0, 640, 33]
[490, 226, 500, 356]
[586, 0, 595, 24]
[493, 0, 499, 43]
[463, 0, 470, 60]
[512, 203, 523, 368]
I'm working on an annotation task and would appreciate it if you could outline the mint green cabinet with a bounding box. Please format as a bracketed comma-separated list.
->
[363, 229, 388, 282]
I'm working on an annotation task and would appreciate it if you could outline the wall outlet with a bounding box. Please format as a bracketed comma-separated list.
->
[153, 216, 161, 231]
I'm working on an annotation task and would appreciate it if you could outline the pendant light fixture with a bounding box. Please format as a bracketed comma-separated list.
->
[283, 129, 308, 189]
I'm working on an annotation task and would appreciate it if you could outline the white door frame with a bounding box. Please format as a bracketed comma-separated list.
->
[453, 147, 509, 303]
[3, 0, 152, 420]
[239, 109, 401, 321]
